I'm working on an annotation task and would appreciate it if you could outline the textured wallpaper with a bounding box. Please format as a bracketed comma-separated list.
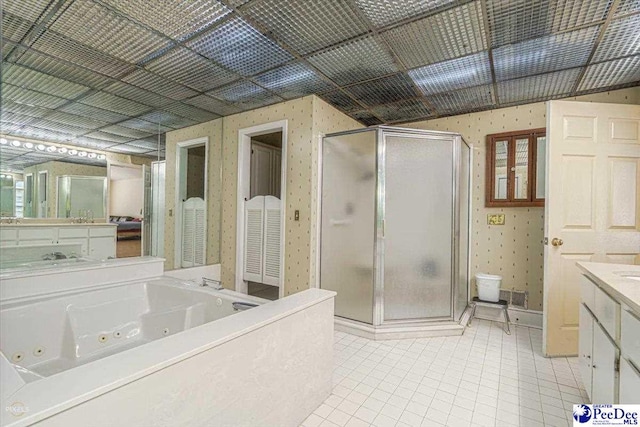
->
[401, 86, 640, 311]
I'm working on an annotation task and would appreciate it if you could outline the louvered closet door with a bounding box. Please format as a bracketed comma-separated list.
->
[182, 197, 206, 267]
[244, 196, 264, 282]
[262, 196, 281, 286]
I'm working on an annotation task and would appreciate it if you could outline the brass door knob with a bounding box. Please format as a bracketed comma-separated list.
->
[551, 238, 564, 247]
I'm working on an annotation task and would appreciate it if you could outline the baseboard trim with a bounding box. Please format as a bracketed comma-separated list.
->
[335, 317, 465, 340]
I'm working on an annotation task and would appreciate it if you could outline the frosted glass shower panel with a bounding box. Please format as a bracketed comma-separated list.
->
[456, 140, 471, 320]
[383, 135, 453, 320]
[320, 131, 377, 324]
[57, 176, 107, 219]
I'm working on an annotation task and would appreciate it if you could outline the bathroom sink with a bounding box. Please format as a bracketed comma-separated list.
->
[615, 272, 640, 282]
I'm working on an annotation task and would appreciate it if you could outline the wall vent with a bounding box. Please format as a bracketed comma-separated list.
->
[498, 289, 528, 309]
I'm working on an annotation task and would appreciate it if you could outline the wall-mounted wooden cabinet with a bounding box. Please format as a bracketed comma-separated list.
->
[486, 128, 546, 207]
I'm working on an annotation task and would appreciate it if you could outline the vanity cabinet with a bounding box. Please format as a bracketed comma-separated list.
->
[0, 224, 116, 259]
[579, 273, 640, 404]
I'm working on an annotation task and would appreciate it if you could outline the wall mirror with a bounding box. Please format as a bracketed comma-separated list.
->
[486, 128, 546, 207]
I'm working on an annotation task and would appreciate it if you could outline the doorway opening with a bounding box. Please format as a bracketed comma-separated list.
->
[37, 171, 47, 218]
[236, 121, 287, 300]
[175, 137, 208, 269]
[108, 162, 144, 258]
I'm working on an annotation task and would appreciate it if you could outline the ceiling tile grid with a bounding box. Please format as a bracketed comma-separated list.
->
[241, 0, 370, 55]
[408, 51, 492, 95]
[1, 0, 639, 168]
[308, 35, 399, 86]
[383, 1, 487, 69]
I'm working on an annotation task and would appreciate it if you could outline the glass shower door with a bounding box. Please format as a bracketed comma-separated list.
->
[320, 130, 377, 324]
[382, 133, 454, 321]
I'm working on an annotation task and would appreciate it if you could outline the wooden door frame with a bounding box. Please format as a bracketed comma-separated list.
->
[236, 120, 287, 298]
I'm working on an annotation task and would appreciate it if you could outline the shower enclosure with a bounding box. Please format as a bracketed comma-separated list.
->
[320, 127, 471, 331]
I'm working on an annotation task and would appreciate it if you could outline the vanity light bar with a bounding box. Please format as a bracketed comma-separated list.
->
[0, 137, 106, 160]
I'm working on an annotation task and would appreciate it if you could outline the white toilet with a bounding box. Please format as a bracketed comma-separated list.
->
[475, 273, 502, 302]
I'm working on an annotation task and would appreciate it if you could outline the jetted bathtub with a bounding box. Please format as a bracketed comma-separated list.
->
[1, 278, 258, 379]
[0, 276, 335, 427]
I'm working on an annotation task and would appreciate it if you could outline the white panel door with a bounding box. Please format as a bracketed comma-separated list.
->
[579, 304, 594, 400]
[592, 322, 618, 404]
[619, 358, 640, 404]
[244, 196, 264, 283]
[544, 101, 640, 356]
[262, 196, 281, 287]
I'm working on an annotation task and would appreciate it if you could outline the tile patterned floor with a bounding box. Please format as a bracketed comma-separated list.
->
[303, 320, 588, 427]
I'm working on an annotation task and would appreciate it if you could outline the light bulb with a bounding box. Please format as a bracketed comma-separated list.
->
[78, 151, 88, 157]
[47, 146, 57, 152]
[58, 147, 68, 153]
[36, 144, 46, 151]
[97, 154, 106, 160]
[11, 140, 21, 147]
[68, 149, 78, 155]
[87, 152, 97, 159]
[0, 138, 7, 145]
[23, 142, 34, 149]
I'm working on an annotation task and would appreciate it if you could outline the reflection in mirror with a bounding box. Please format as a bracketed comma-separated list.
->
[24, 173, 34, 217]
[536, 136, 546, 200]
[514, 138, 529, 199]
[38, 171, 48, 218]
[57, 176, 108, 219]
[494, 140, 508, 200]
[0, 174, 15, 217]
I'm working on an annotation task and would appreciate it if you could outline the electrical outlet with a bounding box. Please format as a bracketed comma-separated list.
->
[294, 210, 300, 221]
[487, 213, 505, 225]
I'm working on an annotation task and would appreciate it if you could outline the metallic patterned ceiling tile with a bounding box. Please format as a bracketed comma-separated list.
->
[184, 94, 242, 116]
[187, 17, 293, 76]
[207, 80, 283, 109]
[106, 143, 154, 154]
[615, 0, 640, 16]
[31, 30, 135, 78]
[408, 51, 491, 95]
[383, 1, 486, 69]
[100, 0, 231, 41]
[578, 55, 640, 91]
[117, 118, 173, 133]
[50, 0, 173, 64]
[242, 0, 369, 55]
[497, 68, 582, 104]
[344, 73, 420, 107]
[371, 99, 433, 123]
[3, 63, 91, 99]
[307, 36, 399, 86]
[318, 90, 364, 113]
[102, 81, 174, 108]
[60, 102, 131, 124]
[354, 0, 456, 28]
[122, 69, 198, 100]
[254, 62, 333, 99]
[70, 136, 120, 149]
[2, 83, 69, 109]
[46, 111, 110, 129]
[1, 99, 53, 119]
[127, 136, 167, 151]
[100, 124, 154, 139]
[10, 125, 74, 143]
[161, 102, 222, 122]
[83, 131, 134, 144]
[2, 0, 54, 23]
[145, 47, 238, 92]
[592, 14, 640, 62]
[137, 111, 199, 129]
[29, 119, 90, 136]
[2, 11, 34, 43]
[14, 47, 116, 89]
[2, 40, 17, 61]
[486, 0, 611, 48]
[426, 84, 494, 115]
[0, 111, 41, 127]
[78, 91, 152, 116]
[493, 26, 598, 81]
[350, 110, 384, 126]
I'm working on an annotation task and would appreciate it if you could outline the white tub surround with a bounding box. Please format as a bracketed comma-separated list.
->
[0, 257, 164, 301]
[1, 286, 335, 427]
[0, 223, 117, 260]
[576, 262, 640, 404]
[164, 263, 221, 282]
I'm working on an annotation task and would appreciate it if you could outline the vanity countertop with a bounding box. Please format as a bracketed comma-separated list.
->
[577, 262, 640, 314]
[0, 222, 115, 227]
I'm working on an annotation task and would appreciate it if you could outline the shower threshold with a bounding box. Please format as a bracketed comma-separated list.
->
[334, 317, 465, 341]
